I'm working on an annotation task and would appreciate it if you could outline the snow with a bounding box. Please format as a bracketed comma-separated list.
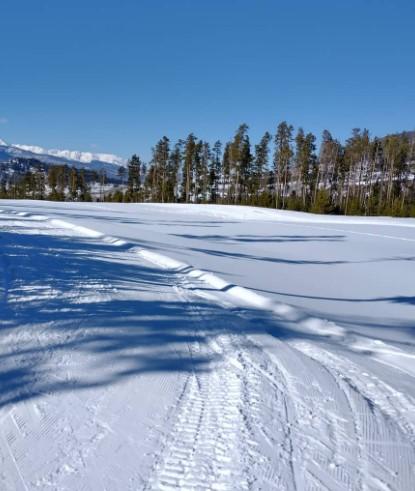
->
[1, 201, 414, 490]
[0, 141, 124, 178]
[11, 144, 125, 166]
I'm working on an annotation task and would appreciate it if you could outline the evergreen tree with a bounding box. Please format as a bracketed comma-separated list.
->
[70, 168, 78, 200]
[253, 132, 271, 201]
[222, 143, 231, 203]
[274, 121, 294, 208]
[127, 154, 141, 201]
[182, 133, 197, 202]
[166, 141, 182, 202]
[209, 140, 222, 203]
[150, 137, 170, 202]
[229, 124, 249, 204]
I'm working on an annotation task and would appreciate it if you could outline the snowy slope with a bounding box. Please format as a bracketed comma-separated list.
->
[1, 201, 414, 490]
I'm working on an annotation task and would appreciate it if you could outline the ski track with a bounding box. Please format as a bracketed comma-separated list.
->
[145, 281, 254, 490]
[1, 212, 184, 490]
[1, 207, 415, 490]
[0, 215, 112, 489]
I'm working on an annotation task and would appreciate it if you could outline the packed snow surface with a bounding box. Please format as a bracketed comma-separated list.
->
[1, 201, 414, 490]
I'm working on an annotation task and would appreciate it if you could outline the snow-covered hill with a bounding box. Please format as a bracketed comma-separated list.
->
[0, 138, 125, 177]
[1, 202, 414, 490]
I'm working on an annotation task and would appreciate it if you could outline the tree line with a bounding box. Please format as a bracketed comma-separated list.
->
[2, 124, 415, 216]
[0, 160, 103, 202]
[117, 123, 415, 216]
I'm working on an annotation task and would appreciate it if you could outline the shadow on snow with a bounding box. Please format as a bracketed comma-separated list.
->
[0, 227, 413, 411]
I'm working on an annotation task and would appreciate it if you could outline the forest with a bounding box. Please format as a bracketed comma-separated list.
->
[1, 123, 414, 217]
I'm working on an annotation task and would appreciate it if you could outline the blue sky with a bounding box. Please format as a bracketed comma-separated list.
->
[1, 0, 414, 160]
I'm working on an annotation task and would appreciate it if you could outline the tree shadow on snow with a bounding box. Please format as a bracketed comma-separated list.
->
[0, 227, 413, 411]
[171, 233, 346, 243]
[0, 229, 292, 409]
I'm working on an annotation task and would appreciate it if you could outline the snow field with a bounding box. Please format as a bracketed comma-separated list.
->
[1, 202, 415, 490]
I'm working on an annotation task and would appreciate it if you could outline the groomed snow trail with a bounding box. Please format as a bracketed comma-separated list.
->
[1, 203, 415, 490]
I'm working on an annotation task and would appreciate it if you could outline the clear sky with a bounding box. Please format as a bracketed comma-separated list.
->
[1, 0, 414, 160]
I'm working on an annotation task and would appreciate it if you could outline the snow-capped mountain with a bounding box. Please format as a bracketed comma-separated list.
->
[12, 144, 124, 166]
[0, 138, 126, 178]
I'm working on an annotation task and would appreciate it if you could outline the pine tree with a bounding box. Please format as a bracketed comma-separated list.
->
[274, 122, 293, 208]
[240, 133, 253, 203]
[209, 140, 222, 203]
[222, 143, 231, 203]
[196, 141, 210, 203]
[229, 124, 249, 204]
[167, 141, 183, 202]
[182, 134, 196, 203]
[150, 137, 170, 202]
[127, 154, 141, 201]
[70, 168, 78, 200]
[253, 132, 271, 202]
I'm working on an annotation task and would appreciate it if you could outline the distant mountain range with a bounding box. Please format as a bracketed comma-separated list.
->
[0, 138, 125, 178]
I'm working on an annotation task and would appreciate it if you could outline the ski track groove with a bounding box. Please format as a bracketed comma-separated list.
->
[0, 427, 29, 491]
[293, 342, 415, 443]
[291, 341, 415, 490]
[145, 280, 254, 490]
